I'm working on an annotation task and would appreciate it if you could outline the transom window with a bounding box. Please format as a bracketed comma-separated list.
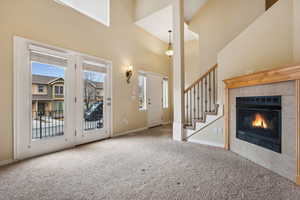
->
[55, 0, 110, 26]
[162, 78, 169, 108]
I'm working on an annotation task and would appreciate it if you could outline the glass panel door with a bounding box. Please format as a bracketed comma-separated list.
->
[83, 70, 105, 132]
[14, 41, 75, 160]
[14, 37, 111, 160]
[32, 62, 66, 140]
[75, 57, 111, 144]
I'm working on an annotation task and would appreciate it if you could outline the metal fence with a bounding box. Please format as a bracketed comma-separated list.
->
[32, 110, 104, 140]
[84, 119, 103, 131]
[32, 110, 64, 140]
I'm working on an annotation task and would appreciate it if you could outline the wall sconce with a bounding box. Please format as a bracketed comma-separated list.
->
[126, 65, 133, 83]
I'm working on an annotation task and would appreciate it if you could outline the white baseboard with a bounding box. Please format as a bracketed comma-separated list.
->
[188, 138, 224, 148]
[0, 159, 14, 167]
[114, 127, 148, 137]
[162, 121, 171, 125]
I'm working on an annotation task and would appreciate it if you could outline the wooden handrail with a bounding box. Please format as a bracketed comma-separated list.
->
[184, 64, 218, 93]
[184, 63, 218, 126]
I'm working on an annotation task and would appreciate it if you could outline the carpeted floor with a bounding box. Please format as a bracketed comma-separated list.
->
[0, 125, 300, 200]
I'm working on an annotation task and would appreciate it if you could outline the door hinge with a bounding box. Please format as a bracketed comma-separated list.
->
[75, 97, 77, 103]
[75, 64, 77, 70]
[74, 129, 77, 136]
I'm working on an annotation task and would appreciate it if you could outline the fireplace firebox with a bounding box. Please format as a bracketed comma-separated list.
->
[236, 96, 282, 153]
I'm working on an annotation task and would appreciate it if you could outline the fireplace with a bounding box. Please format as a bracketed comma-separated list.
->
[236, 96, 282, 153]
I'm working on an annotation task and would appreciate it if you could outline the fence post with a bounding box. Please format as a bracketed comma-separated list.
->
[39, 112, 42, 139]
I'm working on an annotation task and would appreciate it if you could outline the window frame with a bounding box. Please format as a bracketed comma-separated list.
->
[162, 78, 169, 109]
[38, 85, 45, 93]
[54, 85, 64, 95]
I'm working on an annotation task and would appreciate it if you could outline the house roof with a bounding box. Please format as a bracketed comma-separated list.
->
[85, 80, 104, 89]
[48, 77, 64, 85]
[33, 75, 103, 89]
[32, 75, 58, 85]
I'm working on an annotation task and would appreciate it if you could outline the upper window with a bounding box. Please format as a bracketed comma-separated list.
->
[55, 86, 64, 95]
[55, 0, 110, 26]
[138, 74, 147, 111]
[162, 78, 169, 109]
[38, 85, 45, 93]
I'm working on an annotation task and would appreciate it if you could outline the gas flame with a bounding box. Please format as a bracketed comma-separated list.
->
[252, 113, 268, 129]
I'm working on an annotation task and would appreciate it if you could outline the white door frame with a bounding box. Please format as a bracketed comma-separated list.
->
[13, 36, 113, 160]
[139, 70, 168, 128]
[74, 55, 112, 145]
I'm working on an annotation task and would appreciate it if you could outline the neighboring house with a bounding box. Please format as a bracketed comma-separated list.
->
[32, 75, 65, 118]
[32, 75, 103, 117]
[84, 79, 104, 110]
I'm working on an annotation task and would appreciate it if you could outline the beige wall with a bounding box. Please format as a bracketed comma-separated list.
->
[134, 0, 173, 21]
[184, 40, 199, 87]
[0, 0, 171, 162]
[32, 85, 48, 95]
[196, 0, 294, 146]
[218, 0, 294, 103]
[294, 0, 300, 63]
[190, 0, 295, 145]
[185, 0, 265, 86]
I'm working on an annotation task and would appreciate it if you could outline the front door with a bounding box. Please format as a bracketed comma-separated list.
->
[147, 74, 163, 127]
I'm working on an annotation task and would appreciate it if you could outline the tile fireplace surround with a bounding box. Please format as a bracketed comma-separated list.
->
[223, 65, 300, 185]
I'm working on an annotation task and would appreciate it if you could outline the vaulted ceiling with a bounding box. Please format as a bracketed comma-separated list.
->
[184, 0, 208, 21]
[136, 5, 199, 43]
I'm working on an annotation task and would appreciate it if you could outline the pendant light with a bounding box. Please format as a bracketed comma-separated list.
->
[165, 30, 174, 57]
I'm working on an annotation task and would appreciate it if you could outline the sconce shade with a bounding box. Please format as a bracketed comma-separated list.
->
[165, 43, 174, 57]
[165, 30, 173, 57]
[126, 66, 133, 84]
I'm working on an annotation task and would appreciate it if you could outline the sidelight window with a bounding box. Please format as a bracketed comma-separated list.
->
[162, 78, 169, 109]
[138, 74, 147, 111]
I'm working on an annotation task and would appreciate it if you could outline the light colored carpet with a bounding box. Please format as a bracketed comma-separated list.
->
[0, 125, 300, 200]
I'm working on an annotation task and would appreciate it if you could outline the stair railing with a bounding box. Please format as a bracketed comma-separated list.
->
[184, 64, 218, 127]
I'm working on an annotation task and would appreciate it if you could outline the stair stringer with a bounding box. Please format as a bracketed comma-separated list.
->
[184, 104, 224, 141]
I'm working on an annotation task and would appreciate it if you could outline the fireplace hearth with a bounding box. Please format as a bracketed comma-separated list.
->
[236, 96, 282, 153]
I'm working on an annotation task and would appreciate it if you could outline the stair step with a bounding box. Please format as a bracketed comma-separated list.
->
[206, 111, 217, 115]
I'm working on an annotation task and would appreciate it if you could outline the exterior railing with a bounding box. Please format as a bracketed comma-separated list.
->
[32, 110, 64, 140]
[184, 64, 218, 126]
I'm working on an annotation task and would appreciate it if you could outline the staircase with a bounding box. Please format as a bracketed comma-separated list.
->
[184, 64, 223, 139]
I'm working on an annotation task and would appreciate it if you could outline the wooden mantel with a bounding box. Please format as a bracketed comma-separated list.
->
[223, 65, 300, 186]
[224, 65, 300, 89]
